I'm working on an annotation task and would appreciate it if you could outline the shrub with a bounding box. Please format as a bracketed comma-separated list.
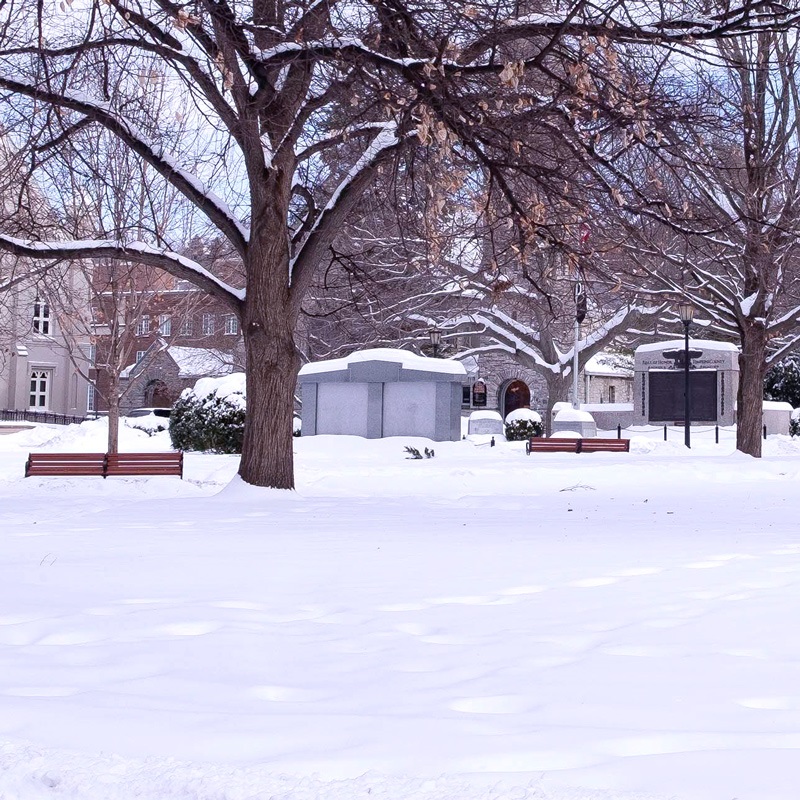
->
[765, 357, 800, 407]
[504, 408, 544, 441]
[791, 415, 800, 438]
[505, 418, 544, 440]
[169, 390, 245, 453]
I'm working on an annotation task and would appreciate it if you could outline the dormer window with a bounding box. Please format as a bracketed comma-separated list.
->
[33, 297, 50, 334]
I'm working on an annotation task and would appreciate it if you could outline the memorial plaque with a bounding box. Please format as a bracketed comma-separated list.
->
[648, 371, 717, 422]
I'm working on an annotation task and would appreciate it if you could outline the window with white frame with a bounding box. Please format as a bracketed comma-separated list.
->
[87, 383, 96, 413]
[136, 350, 147, 363]
[202, 313, 215, 335]
[29, 369, 51, 409]
[223, 314, 239, 335]
[32, 297, 51, 334]
[136, 316, 151, 336]
[87, 344, 96, 365]
[158, 314, 172, 336]
[179, 316, 193, 336]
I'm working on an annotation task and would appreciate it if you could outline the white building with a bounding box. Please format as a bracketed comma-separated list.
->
[0, 267, 91, 417]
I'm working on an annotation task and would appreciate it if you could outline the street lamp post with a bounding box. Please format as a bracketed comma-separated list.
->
[429, 326, 442, 358]
[573, 280, 587, 410]
[679, 302, 694, 448]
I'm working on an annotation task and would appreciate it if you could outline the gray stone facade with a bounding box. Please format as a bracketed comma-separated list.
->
[459, 351, 548, 419]
[580, 354, 634, 405]
[298, 349, 466, 441]
[633, 340, 739, 426]
[457, 351, 634, 423]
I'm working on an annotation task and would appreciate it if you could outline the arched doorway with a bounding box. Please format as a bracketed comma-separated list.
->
[503, 379, 531, 420]
[145, 379, 171, 408]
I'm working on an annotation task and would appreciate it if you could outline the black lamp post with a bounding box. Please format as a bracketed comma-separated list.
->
[679, 302, 694, 448]
[429, 326, 442, 358]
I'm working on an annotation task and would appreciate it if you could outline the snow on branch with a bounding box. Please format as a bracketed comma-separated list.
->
[0, 78, 250, 255]
[0, 235, 244, 309]
[498, 2, 800, 45]
[289, 124, 402, 301]
[447, 311, 559, 372]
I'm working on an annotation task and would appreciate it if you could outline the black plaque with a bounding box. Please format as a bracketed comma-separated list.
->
[648, 371, 717, 422]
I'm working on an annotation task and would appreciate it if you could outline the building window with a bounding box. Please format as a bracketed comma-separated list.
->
[158, 314, 171, 336]
[32, 297, 50, 334]
[136, 316, 151, 336]
[223, 314, 239, 335]
[87, 383, 96, 413]
[472, 380, 487, 407]
[87, 344, 96, 365]
[136, 350, 147, 363]
[462, 385, 471, 406]
[179, 316, 193, 336]
[29, 369, 51, 409]
[608, 386, 616, 403]
[202, 313, 215, 335]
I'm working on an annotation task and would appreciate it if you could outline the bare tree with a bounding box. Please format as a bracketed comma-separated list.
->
[33, 101, 203, 453]
[0, 1, 797, 486]
[616, 29, 800, 456]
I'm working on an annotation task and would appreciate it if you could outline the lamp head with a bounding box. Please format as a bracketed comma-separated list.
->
[678, 302, 694, 325]
[428, 327, 442, 347]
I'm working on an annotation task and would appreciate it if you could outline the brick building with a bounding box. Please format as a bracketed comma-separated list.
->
[90, 245, 244, 414]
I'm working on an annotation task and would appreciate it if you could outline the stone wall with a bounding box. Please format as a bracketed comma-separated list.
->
[462, 351, 548, 418]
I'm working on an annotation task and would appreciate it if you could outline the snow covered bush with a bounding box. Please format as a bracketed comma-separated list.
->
[504, 408, 543, 440]
[791, 410, 800, 438]
[169, 375, 246, 453]
[765, 357, 800, 408]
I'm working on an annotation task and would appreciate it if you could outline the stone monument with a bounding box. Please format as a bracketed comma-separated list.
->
[468, 410, 504, 436]
[633, 340, 739, 426]
[298, 348, 466, 441]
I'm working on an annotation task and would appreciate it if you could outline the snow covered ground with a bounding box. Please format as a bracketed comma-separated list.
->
[1, 419, 799, 800]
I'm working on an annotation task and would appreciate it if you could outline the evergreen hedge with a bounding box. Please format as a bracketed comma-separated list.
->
[169, 390, 245, 453]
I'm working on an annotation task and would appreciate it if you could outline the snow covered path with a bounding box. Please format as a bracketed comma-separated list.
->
[0, 423, 799, 799]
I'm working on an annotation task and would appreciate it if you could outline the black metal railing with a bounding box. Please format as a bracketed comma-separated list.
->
[0, 409, 88, 426]
[608, 423, 737, 443]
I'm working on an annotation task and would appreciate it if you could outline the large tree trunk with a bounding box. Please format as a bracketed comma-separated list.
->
[237, 175, 299, 489]
[238, 320, 299, 489]
[107, 375, 120, 454]
[736, 321, 768, 457]
[543, 373, 572, 435]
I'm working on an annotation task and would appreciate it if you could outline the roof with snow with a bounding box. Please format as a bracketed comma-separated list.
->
[168, 346, 237, 378]
[584, 354, 634, 378]
[636, 339, 739, 354]
[299, 348, 466, 378]
[121, 345, 237, 380]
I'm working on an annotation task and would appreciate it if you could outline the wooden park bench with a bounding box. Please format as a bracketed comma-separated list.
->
[525, 437, 630, 455]
[25, 451, 183, 478]
[24, 452, 107, 477]
[105, 452, 184, 477]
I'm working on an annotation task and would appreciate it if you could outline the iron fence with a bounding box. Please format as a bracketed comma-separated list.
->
[0, 409, 88, 426]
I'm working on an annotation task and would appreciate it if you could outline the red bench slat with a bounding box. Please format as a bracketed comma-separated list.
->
[580, 438, 630, 453]
[25, 453, 106, 476]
